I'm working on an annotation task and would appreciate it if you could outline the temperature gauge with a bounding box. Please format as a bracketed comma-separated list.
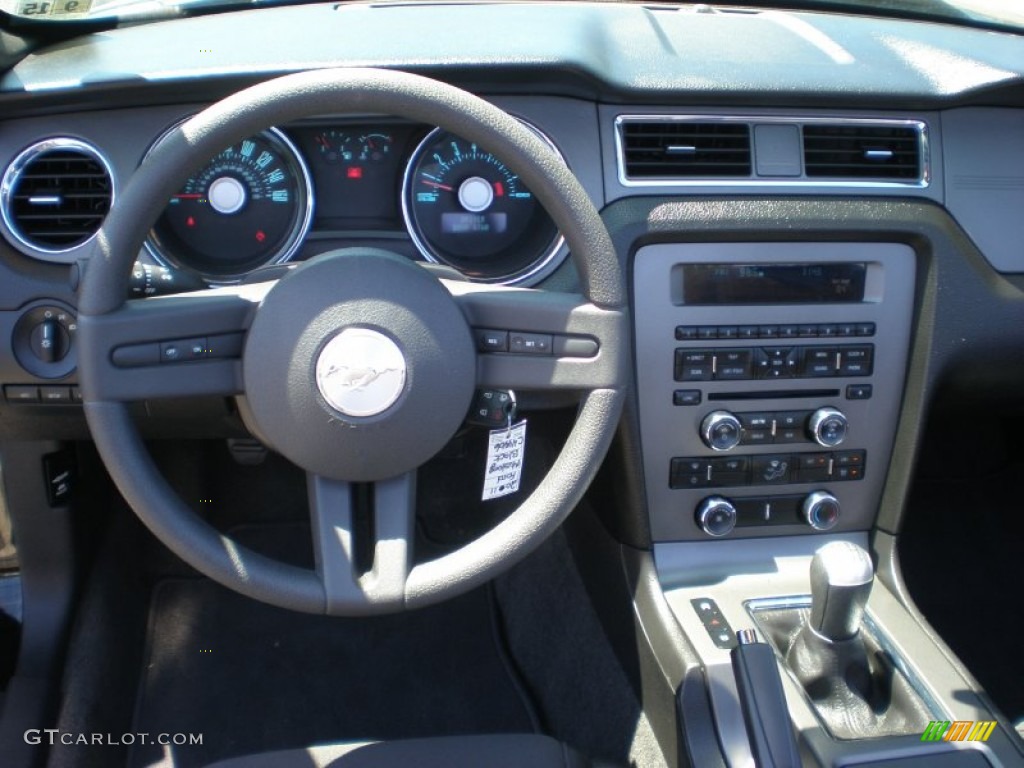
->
[357, 133, 393, 163]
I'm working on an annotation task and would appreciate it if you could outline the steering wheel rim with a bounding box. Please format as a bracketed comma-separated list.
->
[77, 68, 629, 615]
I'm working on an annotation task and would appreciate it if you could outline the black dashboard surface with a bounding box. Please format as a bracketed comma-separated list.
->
[3, 3, 1024, 107]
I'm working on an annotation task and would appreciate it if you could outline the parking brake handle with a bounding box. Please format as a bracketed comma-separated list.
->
[730, 629, 800, 768]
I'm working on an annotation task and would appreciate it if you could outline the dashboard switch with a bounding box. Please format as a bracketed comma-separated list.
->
[5, 385, 39, 403]
[803, 491, 841, 531]
[696, 496, 738, 537]
[509, 332, 552, 355]
[475, 328, 508, 352]
[808, 407, 849, 447]
[30, 318, 67, 364]
[701, 410, 743, 452]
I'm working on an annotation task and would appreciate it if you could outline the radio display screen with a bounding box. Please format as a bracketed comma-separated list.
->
[681, 263, 867, 304]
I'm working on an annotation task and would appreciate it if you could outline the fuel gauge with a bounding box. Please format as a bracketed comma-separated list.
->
[314, 130, 354, 164]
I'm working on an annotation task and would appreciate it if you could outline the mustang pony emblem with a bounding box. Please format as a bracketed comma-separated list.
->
[323, 364, 402, 391]
[314, 328, 407, 417]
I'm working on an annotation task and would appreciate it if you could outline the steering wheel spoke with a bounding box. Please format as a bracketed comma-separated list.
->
[448, 281, 627, 392]
[308, 471, 416, 615]
[77, 284, 267, 402]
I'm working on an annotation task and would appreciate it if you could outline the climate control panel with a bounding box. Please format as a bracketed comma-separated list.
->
[695, 490, 841, 537]
[633, 242, 915, 541]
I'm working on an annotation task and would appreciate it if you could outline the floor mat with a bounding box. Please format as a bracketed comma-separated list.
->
[129, 576, 537, 767]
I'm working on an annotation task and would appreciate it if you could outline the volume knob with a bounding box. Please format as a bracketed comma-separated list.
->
[700, 410, 743, 452]
[696, 496, 737, 537]
[808, 407, 848, 447]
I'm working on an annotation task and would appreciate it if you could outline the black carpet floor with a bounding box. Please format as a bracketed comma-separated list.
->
[129, 576, 536, 768]
[47, 437, 657, 768]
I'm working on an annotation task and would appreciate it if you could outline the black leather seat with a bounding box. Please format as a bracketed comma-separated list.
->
[203, 734, 592, 768]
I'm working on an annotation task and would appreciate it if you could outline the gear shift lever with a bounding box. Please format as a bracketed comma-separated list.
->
[808, 540, 873, 641]
[751, 540, 933, 740]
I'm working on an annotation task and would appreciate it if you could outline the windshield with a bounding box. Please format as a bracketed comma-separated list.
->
[0, 0, 1022, 33]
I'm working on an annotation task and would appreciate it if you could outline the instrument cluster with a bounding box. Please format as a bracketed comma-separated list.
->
[144, 119, 569, 285]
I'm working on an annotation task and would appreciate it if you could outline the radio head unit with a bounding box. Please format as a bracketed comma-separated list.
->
[633, 242, 915, 542]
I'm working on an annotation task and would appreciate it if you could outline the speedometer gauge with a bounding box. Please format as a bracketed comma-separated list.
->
[401, 123, 566, 285]
[145, 126, 313, 282]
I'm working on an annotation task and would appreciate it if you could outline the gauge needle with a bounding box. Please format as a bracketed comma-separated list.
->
[173, 194, 204, 199]
[421, 180, 454, 191]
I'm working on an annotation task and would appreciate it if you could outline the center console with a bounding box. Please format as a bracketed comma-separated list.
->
[633, 242, 915, 542]
[634, 242, 1023, 767]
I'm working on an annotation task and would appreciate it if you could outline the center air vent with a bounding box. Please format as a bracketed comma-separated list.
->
[803, 124, 922, 181]
[1, 138, 114, 255]
[620, 119, 751, 179]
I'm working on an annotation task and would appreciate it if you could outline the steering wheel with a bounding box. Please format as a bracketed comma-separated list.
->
[76, 68, 628, 616]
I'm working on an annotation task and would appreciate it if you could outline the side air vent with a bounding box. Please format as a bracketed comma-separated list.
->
[803, 124, 922, 180]
[619, 120, 751, 179]
[1, 138, 114, 254]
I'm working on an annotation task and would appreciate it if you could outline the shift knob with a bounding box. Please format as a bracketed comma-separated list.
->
[808, 541, 873, 642]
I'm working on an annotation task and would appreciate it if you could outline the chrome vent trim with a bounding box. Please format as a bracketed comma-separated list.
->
[1, 138, 115, 256]
[614, 115, 929, 189]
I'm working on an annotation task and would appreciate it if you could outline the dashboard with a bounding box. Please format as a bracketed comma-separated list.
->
[0, 1, 1023, 547]
[0, 116, 570, 285]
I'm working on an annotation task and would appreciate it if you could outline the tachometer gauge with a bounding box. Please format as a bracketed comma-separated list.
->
[145, 126, 313, 282]
[401, 123, 566, 285]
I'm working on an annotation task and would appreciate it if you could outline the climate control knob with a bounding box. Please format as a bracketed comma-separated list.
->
[803, 491, 841, 531]
[696, 496, 737, 537]
[700, 410, 743, 452]
[808, 407, 848, 447]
